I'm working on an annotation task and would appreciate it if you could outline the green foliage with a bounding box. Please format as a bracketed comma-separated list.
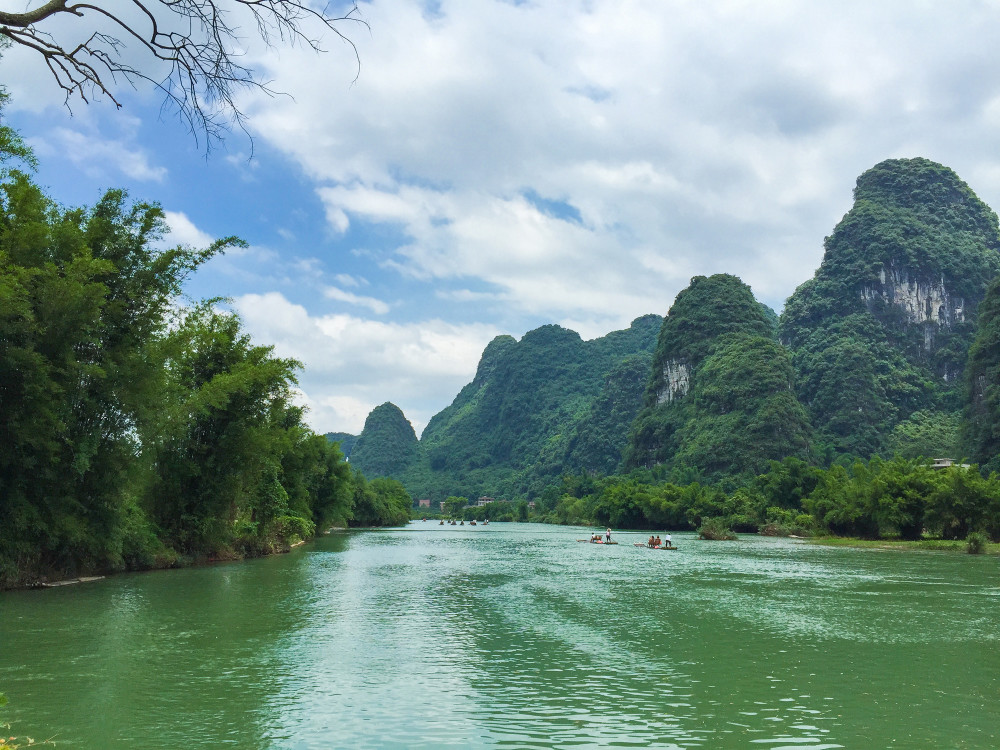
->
[142, 303, 304, 555]
[625, 276, 811, 479]
[925, 466, 1000, 541]
[965, 275, 1000, 472]
[697, 517, 737, 540]
[350, 403, 421, 478]
[0, 87, 36, 173]
[563, 353, 653, 474]
[966, 531, 988, 554]
[324, 431, 358, 458]
[781, 158, 1000, 462]
[400, 315, 661, 501]
[349, 474, 412, 527]
[0, 139, 355, 586]
[443, 496, 470, 517]
[888, 409, 962, 459]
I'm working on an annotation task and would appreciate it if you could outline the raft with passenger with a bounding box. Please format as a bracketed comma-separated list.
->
[633, 543, 678, 550]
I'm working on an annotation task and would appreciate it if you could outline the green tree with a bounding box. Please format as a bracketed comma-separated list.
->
[0, 169, 234, 583]
[349, 474, 412, 527]
[143, 304, 301, 555]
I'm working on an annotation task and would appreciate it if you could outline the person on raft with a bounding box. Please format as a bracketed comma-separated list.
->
[664, 533, 672, 547]
[648, 535, 656, 547]
[605, 528, 612, 542]
[654, 535, 662, 547]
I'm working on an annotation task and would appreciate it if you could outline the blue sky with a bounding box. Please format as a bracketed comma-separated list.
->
[6, 0, 1000, 436]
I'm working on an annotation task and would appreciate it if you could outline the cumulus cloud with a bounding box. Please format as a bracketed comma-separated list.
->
[11, 0, 1000, 436]
[233, 292, 502, 434]
[324, 286, 391, 315]
[237, 0, 1000, 324]
[163, 211, 215, 248]
[28, 126, 167, 183]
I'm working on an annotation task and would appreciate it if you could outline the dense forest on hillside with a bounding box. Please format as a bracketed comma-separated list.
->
[780, 158, 1000, 460]
[0, 104, 411, 588]
[348, 158, 1000, 543]
[349, 315, 664, 501]
[623, 274, 812, 481]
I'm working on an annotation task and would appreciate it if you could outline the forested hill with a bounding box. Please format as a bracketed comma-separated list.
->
[349, 315, 663, 501]
[349, 403, 421, 478]
[349, 157, 1000, 502]
[780, 157, 1000, 460]
[623, 274, 811, 481]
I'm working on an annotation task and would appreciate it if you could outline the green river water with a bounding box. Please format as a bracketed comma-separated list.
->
[1, 523, 998, 749]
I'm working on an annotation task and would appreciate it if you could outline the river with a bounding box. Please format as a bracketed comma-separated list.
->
[1, 523, 998, 748]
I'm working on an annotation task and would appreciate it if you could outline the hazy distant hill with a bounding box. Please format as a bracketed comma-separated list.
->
[780, 158, 1000, 459]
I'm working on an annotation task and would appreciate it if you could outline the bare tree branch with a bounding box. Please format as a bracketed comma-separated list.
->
[0, 0, 367, 152]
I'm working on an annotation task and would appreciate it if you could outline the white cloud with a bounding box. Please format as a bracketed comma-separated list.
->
[233, 292, 502, 434]
[12, 0, 1000, 439]
[163, 211, 215, 247]
[323, 286, 391, 314]
[27, 126, 167, 183]
[234, 0, 1000, 332]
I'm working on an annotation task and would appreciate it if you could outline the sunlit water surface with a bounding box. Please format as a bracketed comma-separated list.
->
[1, 523, 998, 748]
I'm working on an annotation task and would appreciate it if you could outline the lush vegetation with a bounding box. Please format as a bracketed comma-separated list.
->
[324, 431, 358, 458]
[965, 275, 1000, 474]
[6, 88, 1000, 588]
[781, 157, 1000, 460]
[355, 315, 662, 502]
[342, 159, 1000, 552]
[624, 274, 812, 481]
[350, 402, 422, 478]
[532, 456, 1000, 545]
[0, 114, 410, 589]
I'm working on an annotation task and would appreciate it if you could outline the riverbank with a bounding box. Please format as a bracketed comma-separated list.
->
[808, 535, 1000, 555]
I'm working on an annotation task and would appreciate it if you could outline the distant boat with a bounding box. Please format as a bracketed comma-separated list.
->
[470, 520, 477, 526]
[634, 543, 678, 551]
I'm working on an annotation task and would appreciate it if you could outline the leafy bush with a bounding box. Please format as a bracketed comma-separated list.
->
[698, 516, 737, 540]
[276, 515, 316, 542]
[966, 531, 988, 554]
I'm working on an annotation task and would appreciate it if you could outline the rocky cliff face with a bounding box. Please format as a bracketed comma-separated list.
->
[860, 264, 969, 373]
[861, 265, 965, 331]
[654, 361, 690, 405]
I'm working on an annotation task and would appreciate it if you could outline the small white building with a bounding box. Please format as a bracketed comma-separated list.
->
[930, 458, 971, 470]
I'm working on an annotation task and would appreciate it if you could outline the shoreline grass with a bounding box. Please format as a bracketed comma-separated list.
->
[806, 536, 1000, 555]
